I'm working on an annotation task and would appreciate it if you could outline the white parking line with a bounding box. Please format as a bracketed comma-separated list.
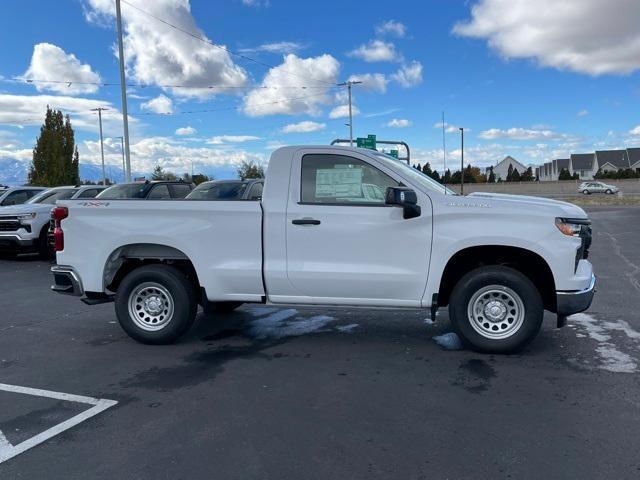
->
[0, 383, 117, 464]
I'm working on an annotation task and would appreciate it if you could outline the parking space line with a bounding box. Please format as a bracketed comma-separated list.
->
[0, 383, 117, 464]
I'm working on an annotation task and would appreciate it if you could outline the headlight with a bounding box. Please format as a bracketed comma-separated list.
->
[555, 217, 588, 237]
[17, 213, 37, 220]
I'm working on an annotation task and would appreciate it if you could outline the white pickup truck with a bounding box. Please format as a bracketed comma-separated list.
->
[50, 146, 595, 353]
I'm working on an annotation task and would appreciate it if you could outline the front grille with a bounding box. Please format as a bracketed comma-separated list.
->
[575, 224, 592, 270]
[0, 221, 20, 231]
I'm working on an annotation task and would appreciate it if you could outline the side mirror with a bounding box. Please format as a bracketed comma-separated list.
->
[385, 187, 421, 219]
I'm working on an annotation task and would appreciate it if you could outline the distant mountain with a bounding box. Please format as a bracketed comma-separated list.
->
[0, 157, 240, 186]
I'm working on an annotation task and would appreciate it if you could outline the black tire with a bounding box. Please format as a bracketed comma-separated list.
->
[207, 301, 243, 314]
[448, 266, 543, 354]
[115, 265, 197, 344]
[605, 189, 613, 195]
[38, 227, 53, 260]
[582, 189, 590, 195]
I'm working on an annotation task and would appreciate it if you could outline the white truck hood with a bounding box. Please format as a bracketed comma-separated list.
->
[467, 192, 588, 219]
[0, 203, 54, 216]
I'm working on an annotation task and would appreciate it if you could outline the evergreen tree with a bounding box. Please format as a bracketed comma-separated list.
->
[506, 164, 514, 182]
[488, 166, 496, 183]
[463, 164, 477, 183]
[511, 168, 521, 182]
[237, 160, 265, 180]
[29, 106, 80, 186]
[521, 166, 534, 182]
[443, 169, 452, 185]
[422, 162, 432, 176]
[152, 164, 165, 180]
[431, 170, 441, 182]
[558, 168, 573, 181]
[416, 163, 422, 171]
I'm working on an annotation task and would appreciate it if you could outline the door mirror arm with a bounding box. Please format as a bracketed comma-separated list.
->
[385, 187, 421, 219]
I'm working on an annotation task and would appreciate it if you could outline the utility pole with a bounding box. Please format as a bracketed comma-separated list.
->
[116, 0, 132, 181]
[117, 136, 125, 183]
[459, 127, 465, 195]
[337, 80, 362, 146]
[91, 107, 109, 186]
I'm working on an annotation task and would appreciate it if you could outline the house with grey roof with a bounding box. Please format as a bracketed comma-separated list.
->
[541, 161, 554, 181]
[485, 155, 528, 182]
[626, 148, 640, 173]
[595, 149, 630, 173]
[569, 153, 596, 180]
[553, 158, 570, 178]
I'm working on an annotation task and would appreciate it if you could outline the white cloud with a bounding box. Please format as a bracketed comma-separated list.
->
[207, 135, 261, 144]
[0, 93, 130, 134]
[175, 126, 197, 136]
[577, 109, 589, 117]
[478, 127, 566, 140]
[23, 43, 101, 95]
[453, 0, 640, 75]
[392, 61, 423, 87]
[140, 94, 174, 114]
[81, 136, 266, 173]
[348, 40, 399, 63]
[239, 41, 305, 54]
[387, 118, 411, 128]
[347, 73, 388, 93]
[242, 0, 270, 6]
[629, 126, 640, 136]
[85, 0, 248, 98]
[375, 20, 407, 38]
[282, 121, 326, 133]
[433, 121, 462, 133]
[243, 54, 340, 116]
[329, 104, 360, 119]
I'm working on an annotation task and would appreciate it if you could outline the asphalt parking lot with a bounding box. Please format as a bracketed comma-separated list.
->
[1, 206, 639, 479]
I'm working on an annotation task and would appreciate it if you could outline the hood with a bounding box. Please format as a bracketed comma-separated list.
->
[0, 203, 54, 216]
[467, 192, 587, 218]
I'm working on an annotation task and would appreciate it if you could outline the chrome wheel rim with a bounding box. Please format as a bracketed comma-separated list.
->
[128, 282, 174, 331]
[467, 285, 525, 339]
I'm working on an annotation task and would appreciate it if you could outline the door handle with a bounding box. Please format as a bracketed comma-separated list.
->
[292, 218, 321, 225]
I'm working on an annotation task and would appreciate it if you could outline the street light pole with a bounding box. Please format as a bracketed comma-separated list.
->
[117, 136, 125, 183]
[115, 0, 132, 182]
[337, 80, 362, 146]
[91, 107, 109, 186]
[459, 127, 465, 195]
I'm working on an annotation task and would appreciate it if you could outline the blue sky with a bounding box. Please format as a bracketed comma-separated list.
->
[1, 0, 639, 179]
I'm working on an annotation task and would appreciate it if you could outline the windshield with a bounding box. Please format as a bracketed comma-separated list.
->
[28, 189, 77, 205]
[186, 182, 249, 200]
[97, 183, 153, 199]
[370, 152, 458, 195]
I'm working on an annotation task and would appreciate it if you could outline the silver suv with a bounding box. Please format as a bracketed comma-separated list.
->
[579, 181, 619, 195]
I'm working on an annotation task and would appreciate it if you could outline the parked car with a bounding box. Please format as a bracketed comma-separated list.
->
[186, 179, 264, 200]
[579, 181, 619, 195]
[96, 180, 194, 200]
[51, 146, 595, 353]
[0, 185, 106, 258]
[0, 186, 47, 206]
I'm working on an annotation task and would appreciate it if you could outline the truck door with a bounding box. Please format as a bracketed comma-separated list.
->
[283, 150, 431, 307]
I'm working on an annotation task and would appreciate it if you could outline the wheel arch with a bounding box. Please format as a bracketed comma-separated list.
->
[436, 245, 556, 312]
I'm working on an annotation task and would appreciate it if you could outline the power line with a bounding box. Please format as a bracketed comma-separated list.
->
[119, 0, 336, 87]
[6, 77, 333, 91]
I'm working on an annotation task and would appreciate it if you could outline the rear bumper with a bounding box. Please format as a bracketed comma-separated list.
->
[556, 274, 596, 316]
[51, 266, 84, 296]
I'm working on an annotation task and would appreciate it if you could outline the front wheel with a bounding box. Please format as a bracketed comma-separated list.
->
[448, 266, 543, 353]
[115, 265, 197, 344]
[582, 189, 590, 195]
[605, 189, 613, 195]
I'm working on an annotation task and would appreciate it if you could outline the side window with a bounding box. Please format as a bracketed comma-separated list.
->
[77, 189, 99, 199]
[247, 182, 263, 200]
[148, 184, 171, 199]
[1, 190, 30, 206]
[301, 154, 399, 205]
[169, 184, 192, 198]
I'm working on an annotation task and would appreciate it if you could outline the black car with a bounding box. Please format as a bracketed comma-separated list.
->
[185, 179, 264, 201]
[96, 180, 195, 200]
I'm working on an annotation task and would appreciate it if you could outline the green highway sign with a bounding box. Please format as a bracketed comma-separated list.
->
[389, 150, 399, 158]
[356, 134, 377, 150]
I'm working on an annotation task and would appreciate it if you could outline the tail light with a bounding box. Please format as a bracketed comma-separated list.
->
[52, 206, 68, 252]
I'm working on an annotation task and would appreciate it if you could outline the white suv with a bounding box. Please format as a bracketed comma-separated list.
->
[0, 185, 105, 258]
[0, 186, 47, 206]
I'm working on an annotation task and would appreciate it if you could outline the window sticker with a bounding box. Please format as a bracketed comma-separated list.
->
[315, 167, 363, 198]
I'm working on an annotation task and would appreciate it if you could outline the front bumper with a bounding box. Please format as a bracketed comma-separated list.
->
[51, 266, 84, 296]
[556, 274, 596, 317]
[0, 233, 35, 250]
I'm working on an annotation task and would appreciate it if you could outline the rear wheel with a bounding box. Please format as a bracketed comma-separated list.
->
[115, 265, 197, 344]
[605, 189, 613, 195]
[448, 266, 543, 353]
[582, 189, 590, 195]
